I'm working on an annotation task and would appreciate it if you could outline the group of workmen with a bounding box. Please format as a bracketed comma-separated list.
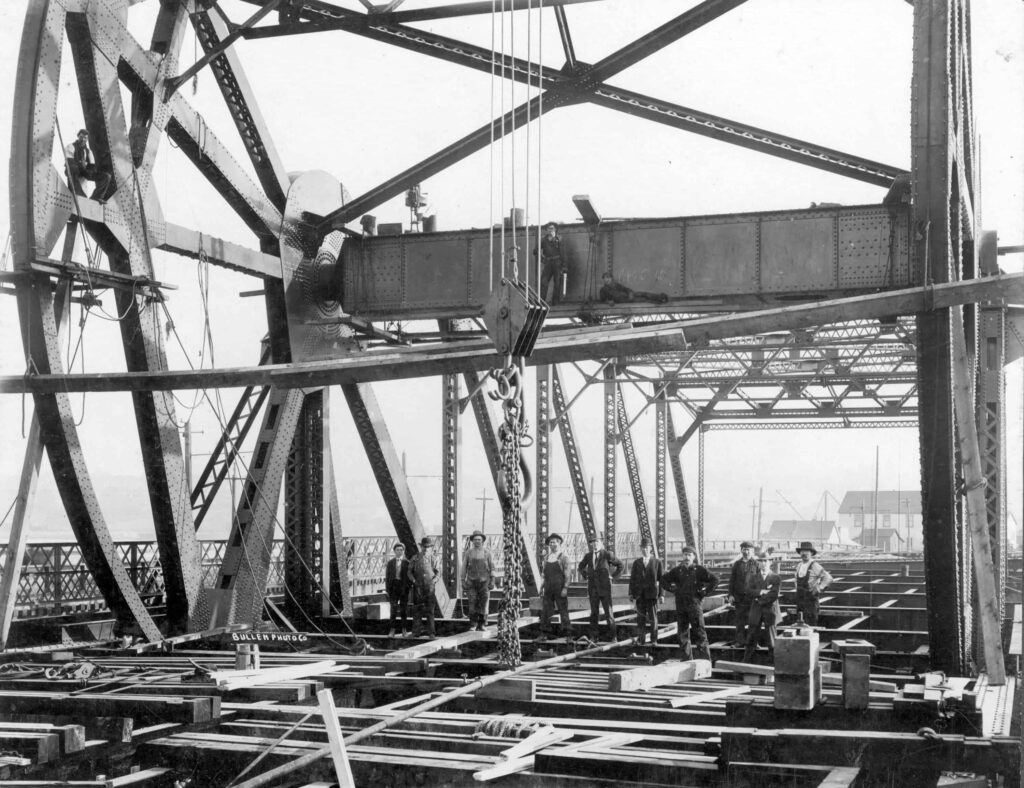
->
[383, 532, 833, 664]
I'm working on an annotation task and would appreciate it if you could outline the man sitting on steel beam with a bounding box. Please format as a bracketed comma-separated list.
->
[598, 271, 669, 306]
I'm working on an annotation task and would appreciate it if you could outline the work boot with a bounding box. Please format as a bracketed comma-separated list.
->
[475, 623, 485, 632]
[387, 629, 396, 637]
[536, 634, 548, 643]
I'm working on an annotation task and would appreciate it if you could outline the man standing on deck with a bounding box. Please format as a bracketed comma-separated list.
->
[538, 533, 572, 642]
[461, 530, 494, 632]
[408, 538, 440, 637]
[578, 536, 623, 641]
[628, 537, 663, 645]
[385, 543, 411, 637]
[743, 552, 782, 663]
[794, 541, 833, 626]
[660, 546, 718, 661]
[728, 540, 760, 647]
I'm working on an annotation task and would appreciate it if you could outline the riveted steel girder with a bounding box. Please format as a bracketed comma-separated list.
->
[283, 389, 326, 619]
[204, 386, 305, 627]
[615, 385, 652, 546]
[441, 373, 460, 595]
[602, 364, 617, 545]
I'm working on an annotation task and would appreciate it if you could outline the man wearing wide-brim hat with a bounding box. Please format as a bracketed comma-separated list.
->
[407, 537, 440, 637]
[462, 530, 495, 632]
[794, 541, 833, 626]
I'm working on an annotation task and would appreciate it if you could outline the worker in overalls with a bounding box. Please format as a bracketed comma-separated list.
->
[794, 541, 833, 626]
[537, 533, 572, 642]
[461, 530, 494, 631]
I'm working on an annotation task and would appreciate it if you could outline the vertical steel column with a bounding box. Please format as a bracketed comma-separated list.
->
[441, 374, 461, 596]
[978, 307, 1007, 626]
[912, 0, 967, 674]
[698, 426, 706, 554]
[603, 363, 618, 547]
[284, 389, 325, 620]
[616, 386, 653, 546]
[535, 365, 552, 565]
[654, 390, 668, 559]
[323, 429, 351, 617]
[665, 404, 697, 548]
[551, 366, 598, 543]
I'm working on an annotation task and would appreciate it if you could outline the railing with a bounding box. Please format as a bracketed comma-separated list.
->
[0, 533, 874, 620]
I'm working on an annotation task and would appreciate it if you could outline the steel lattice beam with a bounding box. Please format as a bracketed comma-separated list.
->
[441, 373, 460, 596]
[535, 365, 552, 561]
[284, 390, 326, 619]
[615, 384, 652, 546]
[603, 363, 617, 545]
[665, 405, 697, 549]
[550, 366, 598, 543]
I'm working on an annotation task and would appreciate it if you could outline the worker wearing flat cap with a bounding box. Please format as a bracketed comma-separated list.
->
[538, 534, 572, 641]
[628, 537, 663, 645]
[743, 552, 782, 663]
[461, 530, 495, 632]
[536, 222, 568, 305]
[407, 537, 440, 637]
[728, 540, 761, 647]
[794, 541, 833, 626]
[660, 546, 719, 661]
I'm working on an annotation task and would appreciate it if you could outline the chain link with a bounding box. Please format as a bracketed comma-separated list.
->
[494, 361, 527, 668]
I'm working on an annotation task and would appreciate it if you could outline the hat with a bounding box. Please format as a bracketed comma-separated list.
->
[419, 537, 433, 548]
[470, 530, 486, 541]
[545, 221, 557, 229]
[740, 540, 755, 549]
[392, 543, 405, 551]
[681, 545, 697, 556]
[755, 551, 772, 561]
[545, 533, 563, 544]
[77, 128, 88, 136]
[795, 541, 817, 555]
[639, 537, 653, 548]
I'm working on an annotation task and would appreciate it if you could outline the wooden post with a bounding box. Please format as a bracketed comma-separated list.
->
[317, 688, 356, 788]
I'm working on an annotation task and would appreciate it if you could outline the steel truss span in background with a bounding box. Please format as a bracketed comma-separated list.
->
[2, 0, 1011, 680]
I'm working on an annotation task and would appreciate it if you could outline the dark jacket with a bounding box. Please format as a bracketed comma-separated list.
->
[752, 571, 782, 618]
[578, 549, 623, 596]
[628, 556, 663, 601]
[660, 563, 718, 602]
[537, 234, 564, 267]
[385, 556, 409, 599]
[729, 557, 761, 601]
[599, 281, 633, 304]
[407, 553, 439, 590]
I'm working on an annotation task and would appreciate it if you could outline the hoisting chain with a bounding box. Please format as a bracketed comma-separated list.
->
[493, 357, 527, 668]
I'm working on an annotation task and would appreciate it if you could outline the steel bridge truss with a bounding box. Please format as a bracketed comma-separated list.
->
[0, 0, 1013, 681]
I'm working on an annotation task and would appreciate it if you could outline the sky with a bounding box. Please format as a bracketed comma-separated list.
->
[0, 0, 1020, 546]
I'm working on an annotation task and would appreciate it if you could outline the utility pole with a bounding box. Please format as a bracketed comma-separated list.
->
[872, 446, 880, 550]
[475, 488, 493, 530]
[749, 500, 757, 541]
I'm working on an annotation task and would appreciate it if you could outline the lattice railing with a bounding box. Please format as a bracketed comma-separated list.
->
[0, 532, 774, 620]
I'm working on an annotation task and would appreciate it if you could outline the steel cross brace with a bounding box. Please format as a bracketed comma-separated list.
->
[236, 0, 903, 233]
[615, 383, 653, 547]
